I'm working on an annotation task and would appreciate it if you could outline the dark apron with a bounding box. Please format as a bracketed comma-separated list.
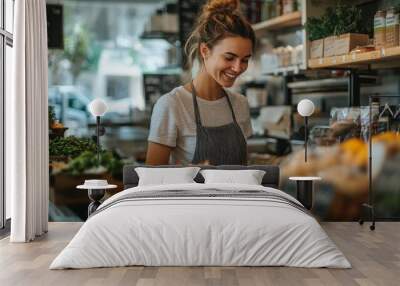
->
[190, 82, 247, 165]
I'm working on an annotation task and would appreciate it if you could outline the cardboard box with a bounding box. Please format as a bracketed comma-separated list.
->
[335, 33, 369, 55]
[310, 39, 324, 59]
[162, 14, 178, 33]
[259, 106, 292, 139]
[150, 14, 163, 31]
[324, 36, 337, 57]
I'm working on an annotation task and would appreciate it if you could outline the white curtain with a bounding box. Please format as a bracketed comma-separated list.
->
[8, 0, 49, 242]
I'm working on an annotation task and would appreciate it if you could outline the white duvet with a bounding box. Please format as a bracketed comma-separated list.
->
[50, 183, 351, 269]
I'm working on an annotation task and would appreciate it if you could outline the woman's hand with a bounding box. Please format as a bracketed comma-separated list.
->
[145, 142, 173, 165]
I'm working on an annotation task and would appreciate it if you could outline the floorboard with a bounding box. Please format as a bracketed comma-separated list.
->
[0, 222, 399, 286]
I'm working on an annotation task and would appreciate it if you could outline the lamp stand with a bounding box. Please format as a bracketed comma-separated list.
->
[304, 116, 308, 162]
[96, 116, 100, 164]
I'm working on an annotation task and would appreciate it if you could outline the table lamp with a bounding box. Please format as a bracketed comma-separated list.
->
[88, 99, 107, 163]
[297, 99, 315, 162]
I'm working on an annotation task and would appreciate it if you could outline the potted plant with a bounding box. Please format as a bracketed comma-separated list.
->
[305, 17, 328, 59]
[67, 150, 123, 178]
[52, 150, 124, 201]
[331, 4, 369, 56]
[49, 135, 97, 162]
[306, 7, 337, 58]
[306, 3, 369, 58]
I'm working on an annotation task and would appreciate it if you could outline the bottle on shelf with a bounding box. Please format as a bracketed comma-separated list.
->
[374, 10, 386, 48]
[385, 7, 399, 48]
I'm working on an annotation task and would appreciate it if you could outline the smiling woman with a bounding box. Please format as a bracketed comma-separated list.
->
[146, 0, 255, 166]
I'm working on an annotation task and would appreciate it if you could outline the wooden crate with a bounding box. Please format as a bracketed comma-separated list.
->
[324, 36, 337, 57]
[335, 33, 369, 56]
[310, 39, 324, 58]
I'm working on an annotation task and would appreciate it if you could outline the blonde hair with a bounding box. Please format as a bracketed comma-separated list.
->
[184, 0, 256, 69]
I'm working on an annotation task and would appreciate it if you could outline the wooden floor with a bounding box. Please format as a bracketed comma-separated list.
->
[0, 222, 399, 286]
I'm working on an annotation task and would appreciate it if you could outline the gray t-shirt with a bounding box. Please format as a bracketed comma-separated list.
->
[148, 86, 252, 164]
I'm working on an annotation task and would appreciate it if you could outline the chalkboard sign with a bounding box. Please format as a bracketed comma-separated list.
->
[143, 74, 182, 107]
[178, 0, 206, 69]
[46, 4, 64, 49]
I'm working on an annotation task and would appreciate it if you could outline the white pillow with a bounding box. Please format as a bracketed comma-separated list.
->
[135, 167, 201, 186]
[200, 169, 266, 185]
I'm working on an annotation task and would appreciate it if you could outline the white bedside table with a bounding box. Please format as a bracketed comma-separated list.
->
[289, 177, 321, 210]
[77, 180, 117, 217]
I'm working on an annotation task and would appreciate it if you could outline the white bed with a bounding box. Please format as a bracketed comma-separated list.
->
[50, 182, 351, 269]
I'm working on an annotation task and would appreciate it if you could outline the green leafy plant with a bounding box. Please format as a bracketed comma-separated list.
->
[67, 150, 123, 177]
[332, 4, 364, 36]
[49, 136, 97, 158]
[305, 3, 366, 41]
[305, 17, 328, 41]
[66, 151, 98, 175]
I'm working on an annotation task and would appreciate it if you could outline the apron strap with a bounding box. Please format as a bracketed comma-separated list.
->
[190, 81, 203, 126]
[223, 90, 238, 123]
[191, 81, 239, 125]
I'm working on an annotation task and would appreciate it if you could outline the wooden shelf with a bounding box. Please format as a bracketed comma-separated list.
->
[140, 31, 178, 42]
[252, 11, 302, 32]
[308, 46, 400, 69]
[263, 65, 302, 76]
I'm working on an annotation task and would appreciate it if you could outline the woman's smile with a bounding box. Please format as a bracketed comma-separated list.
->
[222, 71, 238, 82]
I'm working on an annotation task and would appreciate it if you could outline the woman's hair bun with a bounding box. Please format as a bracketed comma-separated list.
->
[184, 0, 254, 69]
[203, 0, 240, 16]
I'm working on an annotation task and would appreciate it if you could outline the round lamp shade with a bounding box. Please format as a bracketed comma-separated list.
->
[88, 99, 107, 117]
[297, 99, 315, 117]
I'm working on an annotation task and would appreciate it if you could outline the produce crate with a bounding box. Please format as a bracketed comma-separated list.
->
[335, 33, 369, 56]
[310, 39, 324, 59]
[323, 36, 337, 57]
